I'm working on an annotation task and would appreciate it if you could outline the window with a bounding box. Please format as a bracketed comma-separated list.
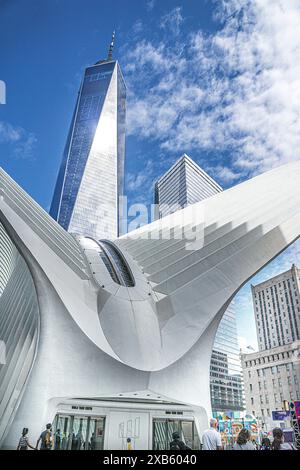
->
[97, 240, 135, 287]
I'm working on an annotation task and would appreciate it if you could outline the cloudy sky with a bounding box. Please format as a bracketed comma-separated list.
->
[1, 0, 300, 349]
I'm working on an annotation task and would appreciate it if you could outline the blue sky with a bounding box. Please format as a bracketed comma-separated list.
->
[1, 0, 300, 350]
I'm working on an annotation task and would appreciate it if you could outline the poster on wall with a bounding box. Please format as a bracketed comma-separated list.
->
[294, 401, 300, 420]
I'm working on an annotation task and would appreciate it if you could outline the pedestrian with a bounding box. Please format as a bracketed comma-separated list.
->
[127, 437, 133, 450]
[17, 428, 36, 450]
[169, 431, 191, 450]
[202, 418, 223, 450]
[36, 423, 53, 450]
[90, 432, 96, 450]
[272, 428, 296, 450]
[261, 437, 271, 450]
[54, 428, 62, 450]
[233, 428, 256, 450]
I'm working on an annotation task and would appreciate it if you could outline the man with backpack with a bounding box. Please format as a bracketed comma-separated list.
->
[169, 431, 191, 450]
[36, 423, 53, 450]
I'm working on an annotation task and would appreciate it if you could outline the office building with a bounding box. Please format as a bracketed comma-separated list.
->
[252, 265, 300, 350]
[241, 341, 300, 430]
[210, 306, 244, 413]
[154, 154, 222, 219]
[154, 154, 244, 413]
[50, 35, 126, 239]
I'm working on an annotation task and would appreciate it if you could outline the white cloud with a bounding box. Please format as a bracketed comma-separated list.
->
[146, 0, 155, 12]
[126, 159, 156, 192]
[132, 20, 143, 35]
[210, 165, 242, 184]
[0, 121, 37, 160]
[125, 0, 300, 182]
[0, 121, 22, 143]
[160, 7, 184, 36]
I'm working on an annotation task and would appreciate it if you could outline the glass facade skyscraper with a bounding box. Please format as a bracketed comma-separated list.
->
[154, 154, 244, 413]
[50, 54, 126, 240]
[210, 306, 244, 413]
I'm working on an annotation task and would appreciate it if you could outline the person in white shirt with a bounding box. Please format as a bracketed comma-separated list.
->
[202, 418, 223, 450]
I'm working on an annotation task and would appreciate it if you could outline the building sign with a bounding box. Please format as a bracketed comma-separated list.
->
[272, 410, 291, 421]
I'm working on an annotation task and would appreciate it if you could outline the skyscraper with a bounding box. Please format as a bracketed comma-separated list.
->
[154, 154, 244, 413]
[210, 306, 244, 413]
[252, 264, 300, 350]
[154, 154, 222, 219]
[50, 34, 126, 239]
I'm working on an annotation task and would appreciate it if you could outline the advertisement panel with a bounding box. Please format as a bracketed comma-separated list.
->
[272, 410, 291, 421]
[294, 401, 300, 420]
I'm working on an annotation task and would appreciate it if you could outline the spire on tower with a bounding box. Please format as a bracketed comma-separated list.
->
[107, 31, 115, 61]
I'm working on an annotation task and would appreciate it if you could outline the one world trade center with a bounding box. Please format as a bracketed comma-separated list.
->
[50, 33, 126, 239]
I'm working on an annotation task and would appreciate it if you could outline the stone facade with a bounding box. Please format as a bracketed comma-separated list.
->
[241, 341, 300, 430]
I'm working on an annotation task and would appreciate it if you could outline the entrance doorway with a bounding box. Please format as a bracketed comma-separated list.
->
[107, 411, 149, 450]
[53, 414, 105, 450]
[152, 418, 200, 450]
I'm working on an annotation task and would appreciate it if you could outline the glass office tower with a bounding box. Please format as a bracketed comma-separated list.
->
[154, 155, 244, 413]
[210, 306, 244, 413]
[50, 48, 126, 240]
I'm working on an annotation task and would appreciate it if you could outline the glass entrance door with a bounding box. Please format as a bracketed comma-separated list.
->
[53, 414, 106, 450]
[87, 418, 105, 450]
[152, 418, 200, 450]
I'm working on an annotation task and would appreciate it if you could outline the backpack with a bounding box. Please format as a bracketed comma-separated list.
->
[18, 435, 28, 450]
[41, 430, 52, 449]
[170, 440, 181, 450]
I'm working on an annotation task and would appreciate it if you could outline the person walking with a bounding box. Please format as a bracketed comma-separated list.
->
[169, 431, 191, 450]
[17, 428, 36, 450]
[54, 428, 62, 450]
[126, 437, 133, 450]
[272, 428, 296, 450]
[202, 418, 223, 450]
[233, 428, 256, 450]
[36, 423, 53, 450]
